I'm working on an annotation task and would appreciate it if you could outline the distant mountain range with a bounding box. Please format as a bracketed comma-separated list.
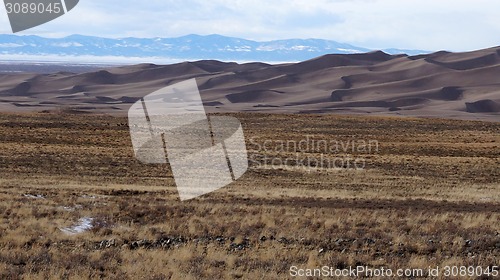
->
[0, 34, 428, 62]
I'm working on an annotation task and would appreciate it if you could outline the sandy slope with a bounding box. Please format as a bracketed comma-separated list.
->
[0, 47, 499, 121]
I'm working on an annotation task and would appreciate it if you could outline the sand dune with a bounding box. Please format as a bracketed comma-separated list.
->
[0, 47, 499, 121]
[466, 99, 500, 113]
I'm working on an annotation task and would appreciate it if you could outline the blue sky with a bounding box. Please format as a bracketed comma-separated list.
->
[1, 0, 499, 51]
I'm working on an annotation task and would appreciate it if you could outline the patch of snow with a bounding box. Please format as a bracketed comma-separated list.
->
[51, 42, 83, 47]
[290, 45, 308, 51]
[122, 43, 142, 48]
[256, 46, 277, 51]
[0, 43, 26, 48]
[61, 217, 94, 235]
[337, 48, 363, 54]
[59, 205, 83, 212]
[23, 194, 45, 199]
[220, 46, 252, 52]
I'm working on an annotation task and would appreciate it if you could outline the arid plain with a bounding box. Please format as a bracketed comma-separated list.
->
[0, 111, 498, 279]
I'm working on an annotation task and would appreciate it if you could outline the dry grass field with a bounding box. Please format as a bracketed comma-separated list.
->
[0, 112, 498, 279]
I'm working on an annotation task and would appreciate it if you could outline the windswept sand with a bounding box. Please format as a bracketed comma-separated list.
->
[0, 47, 499, 121]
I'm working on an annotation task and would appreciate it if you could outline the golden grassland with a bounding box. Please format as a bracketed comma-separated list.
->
[0, 112, 498, 279]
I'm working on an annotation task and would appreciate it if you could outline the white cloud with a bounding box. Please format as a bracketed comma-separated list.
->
[1, 0, 499, 51]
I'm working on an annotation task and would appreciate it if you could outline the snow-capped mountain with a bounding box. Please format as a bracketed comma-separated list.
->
[0, 34, 427, 62]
